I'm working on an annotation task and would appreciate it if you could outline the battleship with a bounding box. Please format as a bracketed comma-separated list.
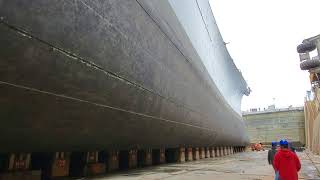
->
[0, 0, 250, 152]
[0, 0, 249, 160]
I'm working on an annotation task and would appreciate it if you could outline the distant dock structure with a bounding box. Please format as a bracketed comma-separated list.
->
[243, 107, 305, 146]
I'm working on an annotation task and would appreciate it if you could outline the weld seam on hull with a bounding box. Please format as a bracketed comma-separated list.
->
[133, 0, 243, 120]
[0, 20, 212, 123]
[135, 0, 192, 65]
[0, 80, 216, 132]
[79, 0, 238, 119]
[195, 0, 212, 42]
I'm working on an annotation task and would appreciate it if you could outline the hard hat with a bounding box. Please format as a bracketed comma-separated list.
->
[279, 139, 288, 146]
[271, 141, 277, 146]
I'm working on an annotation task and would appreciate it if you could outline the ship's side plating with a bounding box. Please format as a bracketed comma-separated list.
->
[0, 0, 249, 153]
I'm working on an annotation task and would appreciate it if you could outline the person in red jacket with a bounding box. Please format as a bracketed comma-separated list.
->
[274, 140, 301, 180]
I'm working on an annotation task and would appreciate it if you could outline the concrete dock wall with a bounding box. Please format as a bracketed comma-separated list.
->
[243, 108, 305, 146]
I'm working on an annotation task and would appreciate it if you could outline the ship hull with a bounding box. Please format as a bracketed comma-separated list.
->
[0, 0, 249, 152]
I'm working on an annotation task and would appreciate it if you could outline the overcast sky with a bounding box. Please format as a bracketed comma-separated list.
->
[209, 0, 320, 111]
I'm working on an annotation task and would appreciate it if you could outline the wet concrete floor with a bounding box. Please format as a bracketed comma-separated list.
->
[88, 151, 320, 180]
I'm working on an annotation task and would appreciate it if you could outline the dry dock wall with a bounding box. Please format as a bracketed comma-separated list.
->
[243, 108, 305, 146]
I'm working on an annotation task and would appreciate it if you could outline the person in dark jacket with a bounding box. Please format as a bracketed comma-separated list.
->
[268, 141, 278, 179]
[268, 141, 277, 167]
[274, 140, 301, 180]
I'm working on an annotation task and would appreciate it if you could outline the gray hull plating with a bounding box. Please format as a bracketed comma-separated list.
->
[0, 0, 249, 152]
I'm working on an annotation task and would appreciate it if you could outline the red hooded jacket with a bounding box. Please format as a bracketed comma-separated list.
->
[273, 149, 301, 180]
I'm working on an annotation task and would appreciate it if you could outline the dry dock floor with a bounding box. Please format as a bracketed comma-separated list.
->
[89, 151, 320, 180]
